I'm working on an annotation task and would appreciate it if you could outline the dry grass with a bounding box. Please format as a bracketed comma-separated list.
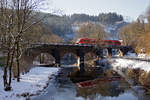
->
[125, 68, 150, 91]
[125, 68, 143, 85]
[139, 72, 150, 88]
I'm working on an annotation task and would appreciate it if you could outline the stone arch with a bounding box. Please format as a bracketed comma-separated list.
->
[118, 49, 124, 57]
[60, 52, 78, 66]
[29, 50, 56, 63]
[60, 49, 79, 58]
[103, 49, 108, 56]
[118, 47, 131, 57]
[20, 48, 57, 73]
[33, 52, 55, 65]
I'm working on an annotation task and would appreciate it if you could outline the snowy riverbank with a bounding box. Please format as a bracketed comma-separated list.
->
[124, 53, 150, 60]
[110, 57, 150, 93]
[111, 58, 150, 72]
[0, 67, 59, 100]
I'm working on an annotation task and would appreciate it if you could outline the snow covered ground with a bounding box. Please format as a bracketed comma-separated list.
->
[124, 53, 150, 59]
[111, 58, 150, 72]
[138, 54, 150, 59]
[111, 53, 150, 72]
[0, 67, 59, 100]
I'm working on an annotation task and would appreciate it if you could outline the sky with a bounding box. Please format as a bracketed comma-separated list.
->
[46, 0, 150, 21]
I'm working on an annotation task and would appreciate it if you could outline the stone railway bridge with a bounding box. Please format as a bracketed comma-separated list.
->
[22, 43, 132, 72]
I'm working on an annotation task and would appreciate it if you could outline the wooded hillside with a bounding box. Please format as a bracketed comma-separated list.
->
[119, 7, 150, 54]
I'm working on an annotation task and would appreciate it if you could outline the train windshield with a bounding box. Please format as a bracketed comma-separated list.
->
[76, 38, 81, 43]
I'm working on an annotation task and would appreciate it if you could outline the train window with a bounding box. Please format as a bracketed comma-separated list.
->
[82, 40, 85, 42]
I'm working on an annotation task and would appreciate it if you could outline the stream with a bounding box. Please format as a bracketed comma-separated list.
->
[31, 66, 150, 100]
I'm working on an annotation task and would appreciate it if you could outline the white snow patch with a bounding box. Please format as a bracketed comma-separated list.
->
[0, 67, 59, 100]
[138, 54, 150, 59]
[111, 58, 150, 72]
[125, 52, 137, 57]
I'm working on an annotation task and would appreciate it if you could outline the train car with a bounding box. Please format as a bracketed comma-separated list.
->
[76, 38, 121, 46]
[100, 40, 121, 46]
[76, 76, 121, 88]
[76, 38, 96, 44]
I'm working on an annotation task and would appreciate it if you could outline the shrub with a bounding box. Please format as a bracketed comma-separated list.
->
[126, 68, 142, 85]
[139, 72, 150, 88]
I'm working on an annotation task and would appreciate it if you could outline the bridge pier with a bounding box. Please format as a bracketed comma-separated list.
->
[77, 50, 85, 72]
[119, 47, 130, 57]
[96, 49, 103, 58]
[118, 49, 124, 57]
[52, 49, 61, 67]
[79, 55, 85, 72]
[55, 57, 61, 67]
[77, 58, 80, 68]
[107, 48, 112, 57]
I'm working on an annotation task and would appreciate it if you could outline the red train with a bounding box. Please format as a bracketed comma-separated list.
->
[76, 38, 121, 46]
[76, 76, 121, 88]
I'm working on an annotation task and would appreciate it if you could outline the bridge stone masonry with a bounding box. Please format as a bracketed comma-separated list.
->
[21, 43, 133, 73]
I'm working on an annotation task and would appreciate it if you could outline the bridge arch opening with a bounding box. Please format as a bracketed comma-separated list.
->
[33, 53, 55, 66]
[61, 53, 78, 66]
[105, 48, 120, 57]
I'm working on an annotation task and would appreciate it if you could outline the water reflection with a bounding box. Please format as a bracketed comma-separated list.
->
[32, 67, 139, 100]
[76, 80, 137, 100]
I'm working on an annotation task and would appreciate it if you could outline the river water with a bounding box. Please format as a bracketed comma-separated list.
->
[32, 67, 150, 100]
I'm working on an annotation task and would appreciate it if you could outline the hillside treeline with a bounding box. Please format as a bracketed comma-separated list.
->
[23, 12, 123, 43]
[70, 12, 123, 25]
[75, 22, 108, 40]
[39, 12, 124, 40]
[42, 14, 73, 39]
[119, 7, 150, 54]
[24, 22, 63, 43]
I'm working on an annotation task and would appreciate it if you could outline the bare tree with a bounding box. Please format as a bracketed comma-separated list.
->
[75, 22, 108, 40]
[0, 0, 48, 91]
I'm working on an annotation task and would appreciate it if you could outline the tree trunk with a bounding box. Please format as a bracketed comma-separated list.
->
[3, 52, 10, 87]
[3, 50, 12, 91]
[8, 49, 15, 85]
[16, 42, 20, 82]
[3, 36, 11, 90]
